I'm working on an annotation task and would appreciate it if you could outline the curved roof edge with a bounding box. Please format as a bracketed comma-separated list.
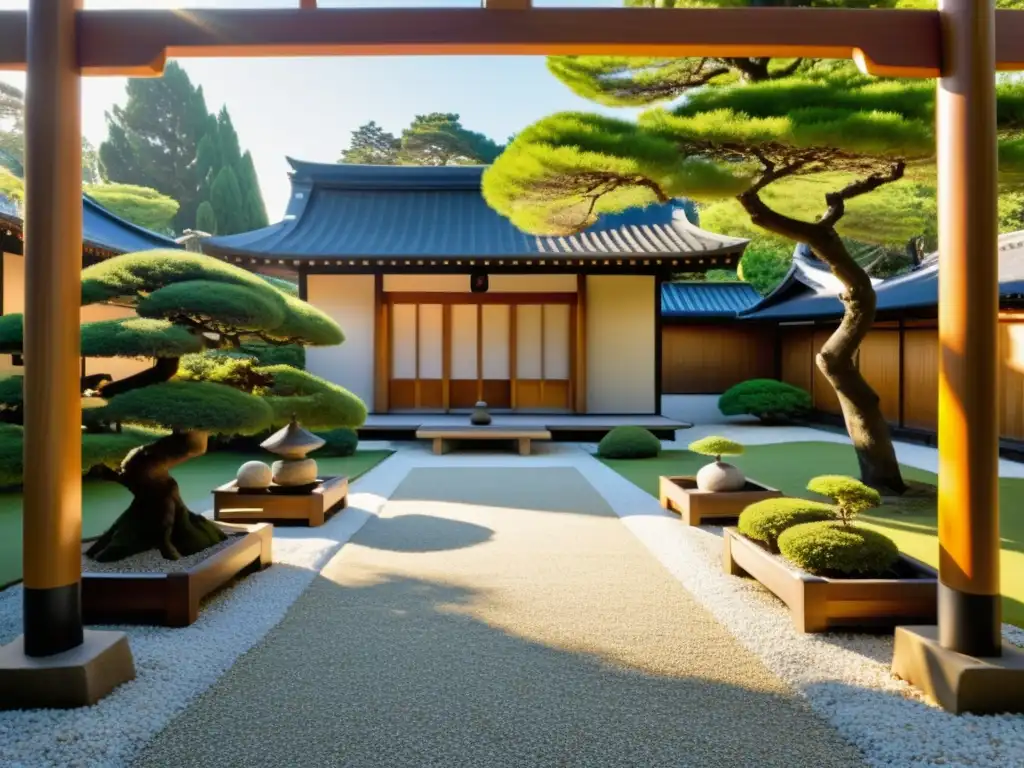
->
[287, 157, 487, 190]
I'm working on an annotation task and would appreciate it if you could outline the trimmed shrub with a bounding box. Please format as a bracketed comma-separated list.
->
[778, 521, 900, 577]
[737, 497, 835, 550]
[597, 426, 661, 459]
[688, 435, 744, 460]
[718, 379, 811, 423]
[807, 474, 881, 523]
[315, 427, 359, 457]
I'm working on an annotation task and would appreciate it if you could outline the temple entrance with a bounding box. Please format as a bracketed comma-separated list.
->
[387, 294, 573, 412]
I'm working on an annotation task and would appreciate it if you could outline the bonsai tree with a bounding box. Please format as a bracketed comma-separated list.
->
[0, 250, 366, 561]
[687, 435, 745, 491]
[737, 497, 834, 551]
[806, 474, 882, 523]
[718, 379, 811, 424]
[483, 66, 1024, 495]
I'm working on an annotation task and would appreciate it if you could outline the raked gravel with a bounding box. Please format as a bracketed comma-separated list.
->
[576, 452, 1024, 768]
[0, 454, 406, 768]
[80, 534, 242, 574]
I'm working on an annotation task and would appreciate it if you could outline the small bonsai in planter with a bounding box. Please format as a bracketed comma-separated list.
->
[718, 379, 811, 424]
[597, 425, 661, 459]
[688, 436, 745, 492]
[778, 475, 899, 577]
[727, 474, 936, 632]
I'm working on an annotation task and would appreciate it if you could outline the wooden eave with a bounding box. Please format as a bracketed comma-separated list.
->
[1, 7, 1024, 78]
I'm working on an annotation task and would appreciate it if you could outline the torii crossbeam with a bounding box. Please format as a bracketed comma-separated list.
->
[0, 0, 1022, 716]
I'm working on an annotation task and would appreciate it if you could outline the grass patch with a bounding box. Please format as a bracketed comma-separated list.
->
[0, 449, 392, 588]
[602, 441, 1024, 628]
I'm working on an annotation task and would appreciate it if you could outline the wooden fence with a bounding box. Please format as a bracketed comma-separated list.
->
[662, 315, 1024, 442]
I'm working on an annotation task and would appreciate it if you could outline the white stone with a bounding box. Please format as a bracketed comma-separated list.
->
[695, 460, 745, 492]
[272, 458, 318, 486]
[236, 461, 272, 490]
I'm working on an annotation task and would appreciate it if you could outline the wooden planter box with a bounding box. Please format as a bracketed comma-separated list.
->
[722, 527, 937, 633]
[213, 475, 348, 527]
[659, 475, 782, 525]
[82, 521, 273, 627]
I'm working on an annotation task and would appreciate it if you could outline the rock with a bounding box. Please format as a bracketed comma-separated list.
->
[272, 457, 318, 486]
[696, 461, 746, 492]
[236, 461, 272, 490]
[470, 401, 491, 426]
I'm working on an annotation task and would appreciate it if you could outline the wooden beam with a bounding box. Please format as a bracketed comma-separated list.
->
[5, 8, 1024, 77]
[576, 276, 587, 414]
[373, 274, 388, 413]
[934, 0, 1002, 657]
[483, 0, 532, 8]
[21, 0, 85, 658]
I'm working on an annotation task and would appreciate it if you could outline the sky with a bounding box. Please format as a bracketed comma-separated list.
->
[0, 0, 635, 221]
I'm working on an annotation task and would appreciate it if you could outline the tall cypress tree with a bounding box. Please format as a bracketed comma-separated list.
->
[100, 62, 268, 235]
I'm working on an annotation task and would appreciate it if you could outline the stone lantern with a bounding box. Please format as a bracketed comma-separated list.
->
[261, 416, 325, 487]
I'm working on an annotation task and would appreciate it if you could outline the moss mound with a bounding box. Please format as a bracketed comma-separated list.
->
[597, 426, 661, 459]
[778, 521, 900, 577]
[316, 427, 359, 457]
[718, 379, 811, 423]
[737, 497, 834, 550]
[688, 435, 744, 458]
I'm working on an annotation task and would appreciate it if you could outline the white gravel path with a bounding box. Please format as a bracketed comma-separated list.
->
[0, 455, 407, 768]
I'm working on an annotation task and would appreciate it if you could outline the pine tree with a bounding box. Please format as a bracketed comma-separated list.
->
[400, 113, 503, 166]
[339, 121, 401, 164]
[483, 69, 1024, 493]
[210, 165, 246, 237]
[238, 151, 269, 228]
[195, 200, 217, 234]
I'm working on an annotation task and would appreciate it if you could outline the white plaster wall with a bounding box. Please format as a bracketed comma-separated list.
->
[383, 274, 576, 293]
[586, 275, 656, 414]
[305, 274, 376, 411]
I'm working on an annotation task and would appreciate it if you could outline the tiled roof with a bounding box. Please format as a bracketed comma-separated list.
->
[661, 281, 762, 318]
[1, 194, 180, 256]
[201, 160, 748, 262]
[741, 232, 1024, 321]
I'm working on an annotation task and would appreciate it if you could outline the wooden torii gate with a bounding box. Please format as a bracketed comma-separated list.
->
[0, 0, 1022, 715]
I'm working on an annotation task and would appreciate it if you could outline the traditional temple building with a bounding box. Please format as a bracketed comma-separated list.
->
[200, 160, 748, 415]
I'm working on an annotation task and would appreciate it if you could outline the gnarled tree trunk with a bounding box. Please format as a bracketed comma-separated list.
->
[86, 430, 226, 562]
[739, 181, 907, 494]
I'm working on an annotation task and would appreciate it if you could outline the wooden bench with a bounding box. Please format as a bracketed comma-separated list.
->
[415, 427, 552, 456]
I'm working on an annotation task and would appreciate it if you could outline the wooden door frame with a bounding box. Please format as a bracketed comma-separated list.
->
[384, 292, 576, 412]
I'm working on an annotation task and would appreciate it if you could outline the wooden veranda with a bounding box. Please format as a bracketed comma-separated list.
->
[0, 0, 1022, 714]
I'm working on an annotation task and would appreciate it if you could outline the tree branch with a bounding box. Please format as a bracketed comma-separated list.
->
[820, 161, 906, 228]
[97, 356, 180, 399]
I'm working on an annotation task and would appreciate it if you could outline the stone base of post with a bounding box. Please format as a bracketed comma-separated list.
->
[0, 629, 135, 710]
[892, 625, 1024, 715]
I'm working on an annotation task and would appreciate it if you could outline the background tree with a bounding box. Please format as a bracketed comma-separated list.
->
[340, 121, 401, 164]
[483, 75, 1024, 493]
[196, 200, 218, 234]
[0, 251, 366, 561]
[338, 113, 503, 166]
[100, 62, 268, 234]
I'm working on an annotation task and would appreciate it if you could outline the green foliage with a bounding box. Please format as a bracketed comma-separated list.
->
[257, 365, 367, 432]
[176, 352, 272, 392]
[737, 497, 835, 550]
[0, 168, 22, 201]
[0, 313, 23, 354]
[315, 427, 359, 458]
[718, 379, 811, 422]
[99, 61, 268, 234]
[0, 375, 22, 410]
[340, 115, 503, 166]
[777, 520, 900, 576]
[99, 380, 273, 435]
[340, 121, 401, 165]
[196, 200, 217, 234]
[81, 317, 204, 359]
[239, 340, 305, 368]
[258, 274, 299, 296]
[596, 426, 662, 459]
[736, 238, 793, 294]
[688, 435, 744, 458]
[0, 423, 158, 489]
[483, 112, 751, 236]
[807, 474, 881, 523]
[136, 280, 286, 334]
[84, 183, 179, 233]
[80, 251, 343, 346]
[210, 166, 245, 236]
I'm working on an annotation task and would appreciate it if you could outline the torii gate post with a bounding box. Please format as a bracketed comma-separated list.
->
[0, 0, 1023, 714]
